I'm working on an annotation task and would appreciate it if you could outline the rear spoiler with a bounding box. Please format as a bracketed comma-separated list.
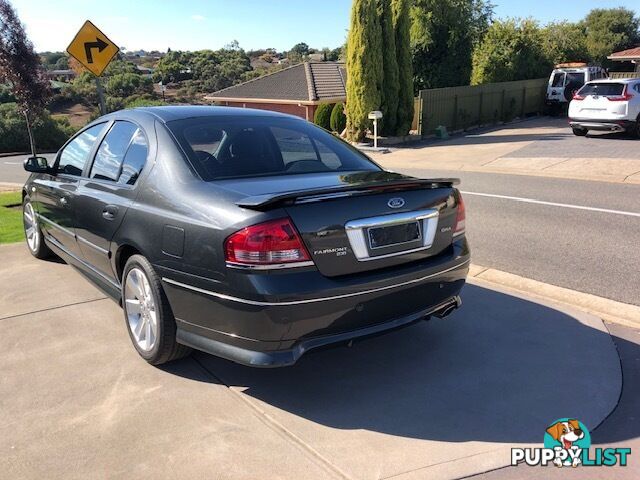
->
[236, 178, 460, 210]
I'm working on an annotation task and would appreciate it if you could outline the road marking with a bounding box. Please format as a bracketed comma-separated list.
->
[461, 191, 640, 218]
[3, 161, 21, 165]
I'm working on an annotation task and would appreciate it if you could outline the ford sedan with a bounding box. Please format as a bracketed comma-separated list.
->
[22, 106, 469, 367]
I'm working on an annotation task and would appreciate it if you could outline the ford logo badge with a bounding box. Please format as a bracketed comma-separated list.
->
[387, 197, 405, 209]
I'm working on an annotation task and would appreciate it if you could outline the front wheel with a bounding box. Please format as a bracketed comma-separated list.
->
[122, 254, 191, 365]
[631, 120, 640, 139]
[572, 127, 588, 136]
[23, 196, 52, 259]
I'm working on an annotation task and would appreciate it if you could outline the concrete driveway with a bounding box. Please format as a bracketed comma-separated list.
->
[0, 243, 624, 479]
[371, 117, 640, 184]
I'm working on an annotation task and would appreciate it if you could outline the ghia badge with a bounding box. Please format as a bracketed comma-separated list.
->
[387, 197, 405, 209]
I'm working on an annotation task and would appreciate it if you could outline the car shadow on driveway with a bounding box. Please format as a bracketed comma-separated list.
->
[181, 284, 627, 446]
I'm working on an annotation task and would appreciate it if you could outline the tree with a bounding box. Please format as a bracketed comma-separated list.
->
[327, 46, 344, 61]
[0, 0, 51, 157]
[346, 0, 383, 141]
[288, 42, 310, 63]
[583, 8, 640, 67]
[54, 56, 69, 70]
[410, 0, 492, 91]
[541, 22, 589, 65]
[313, 103, 333, 130]
[392, 0, 414, 135]
[330, 102, 347, 133]
[470, 18, 551, 85]
[106, 72, 153, 98]
[378, 0, 398, 135]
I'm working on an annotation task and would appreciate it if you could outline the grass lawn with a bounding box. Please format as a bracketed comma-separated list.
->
[0, 191, 24, 244]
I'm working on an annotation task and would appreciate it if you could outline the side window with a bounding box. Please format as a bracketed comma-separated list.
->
[90, 121, 138, 182]
[271, 127, 318, 165]
[271, 126, 343, 171]
[634, 84, 640, 94]
[57, 124, 105, 176]
[119, 128, 148, 185]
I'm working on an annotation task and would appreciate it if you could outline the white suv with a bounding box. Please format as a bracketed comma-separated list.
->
[568, 78, 640, 138]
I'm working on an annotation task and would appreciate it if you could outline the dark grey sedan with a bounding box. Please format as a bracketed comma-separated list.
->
[22, 106, 469, 367]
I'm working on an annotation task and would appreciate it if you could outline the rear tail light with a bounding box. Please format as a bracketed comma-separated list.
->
[606, 86, 633, 101]
[572, 92, 585, 100]
[224, 218, 312, 267]
[453, 193, 466, 237]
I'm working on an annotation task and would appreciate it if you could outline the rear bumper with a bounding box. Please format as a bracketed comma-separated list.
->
[176, 296, 462, 367]
[159, 239, 470, 366]
[569, 118, 634, 131]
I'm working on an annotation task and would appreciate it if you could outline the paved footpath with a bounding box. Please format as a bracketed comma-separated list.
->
[370, 117, 640, 184]
[0, 243, 625, 479]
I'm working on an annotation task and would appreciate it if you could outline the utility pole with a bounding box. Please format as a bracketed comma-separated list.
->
[95, 76, 106, 115]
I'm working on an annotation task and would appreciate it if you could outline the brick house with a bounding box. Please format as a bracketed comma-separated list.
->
[607, 46, 640, 72]
[205, 62, 346, 120]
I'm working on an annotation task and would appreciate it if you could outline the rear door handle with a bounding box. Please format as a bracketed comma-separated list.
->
[102, 205, 119, 220]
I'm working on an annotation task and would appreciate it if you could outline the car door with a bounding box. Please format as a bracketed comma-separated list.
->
[34, 123, 107, 258]
[74, 121, 150, 281]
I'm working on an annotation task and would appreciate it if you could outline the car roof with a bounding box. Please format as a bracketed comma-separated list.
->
[585, 78, 639, 84]
[116, 105, 300, 123]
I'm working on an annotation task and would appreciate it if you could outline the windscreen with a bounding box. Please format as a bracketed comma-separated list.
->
[578, 83, 625, 96]
[167, 115, 381, 180]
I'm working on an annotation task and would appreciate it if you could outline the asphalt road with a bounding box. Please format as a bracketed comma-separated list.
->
[0, 153, 55, 184]
[399, 168, 640, 306]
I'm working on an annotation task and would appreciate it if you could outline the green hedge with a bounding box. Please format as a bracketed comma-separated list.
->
[0, 103, 76, 153]
[314, 103, 334, 130]
[330, 102, 347, 133]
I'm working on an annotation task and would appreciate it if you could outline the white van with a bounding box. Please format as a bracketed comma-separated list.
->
[546, 64, 608, 109]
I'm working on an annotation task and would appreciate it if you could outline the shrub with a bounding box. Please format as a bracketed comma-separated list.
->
[125, 97, 165, 108]
[106, 73, 153, 98]
[330, 102, 347, 133]
[314, 103, 334, 130]
[0, 103, 76, 153]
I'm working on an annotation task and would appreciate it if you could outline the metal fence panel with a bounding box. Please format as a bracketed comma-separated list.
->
[418, 78, 548, 136]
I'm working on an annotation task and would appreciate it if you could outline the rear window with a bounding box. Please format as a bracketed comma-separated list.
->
[167, 116, 380, 180]
[578, 83, 625, 96]
[565, 72, 585, 87]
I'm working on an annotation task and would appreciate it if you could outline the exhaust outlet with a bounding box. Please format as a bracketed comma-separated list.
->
[433, 296, 462, 319]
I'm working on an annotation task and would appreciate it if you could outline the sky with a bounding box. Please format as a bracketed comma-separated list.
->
[11, 0, 640, 53]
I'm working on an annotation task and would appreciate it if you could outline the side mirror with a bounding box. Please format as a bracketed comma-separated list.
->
[23, 156, 50, 173]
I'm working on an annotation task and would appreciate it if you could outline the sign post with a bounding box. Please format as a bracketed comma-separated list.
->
[368, 110, 383, 149]
[66, 20, 119, 116]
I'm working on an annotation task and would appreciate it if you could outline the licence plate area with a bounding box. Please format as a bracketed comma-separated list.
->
[345, 209, 439, 261]
[368, 222, 421, 249]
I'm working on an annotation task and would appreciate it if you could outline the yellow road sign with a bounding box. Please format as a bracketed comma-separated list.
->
[66, 20, 119, 77]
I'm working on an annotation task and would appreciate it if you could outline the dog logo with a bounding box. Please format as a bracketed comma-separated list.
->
[512, 418, 630, 467]
[544, 418, 590, 467]
[387, 197, 405, 209]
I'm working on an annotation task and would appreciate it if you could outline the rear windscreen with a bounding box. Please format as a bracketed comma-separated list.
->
[578, 83, 624, 96]
[167, 115, 381, 180]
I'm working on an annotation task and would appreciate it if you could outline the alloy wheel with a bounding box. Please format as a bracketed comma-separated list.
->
[23, 202, 39, 252]
[124, 267, 158, 352]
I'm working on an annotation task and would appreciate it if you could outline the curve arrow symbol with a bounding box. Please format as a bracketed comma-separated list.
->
[84, 38, 108, 64]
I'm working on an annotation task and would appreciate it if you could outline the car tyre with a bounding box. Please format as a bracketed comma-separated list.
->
[572, 127, 588, 136]
[631, 119, 640, 139]
[122, 254, 191, 365]
[22, 195, 52, 259]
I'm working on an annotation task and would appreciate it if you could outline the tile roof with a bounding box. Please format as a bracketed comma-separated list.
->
[208, 62, 346, 102]
[608, 46, 640, 59]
